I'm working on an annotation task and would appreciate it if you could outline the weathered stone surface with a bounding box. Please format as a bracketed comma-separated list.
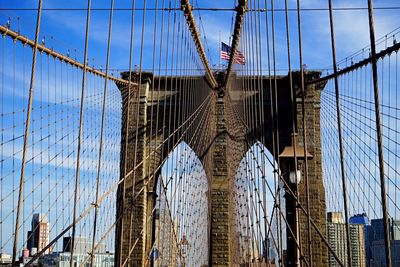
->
[115, 72, 328, 267]
[295, 74, 328, 267]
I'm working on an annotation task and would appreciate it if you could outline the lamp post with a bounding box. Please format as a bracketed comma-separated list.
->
[179, 235, 189, 267]
[279, 133, 313, 267]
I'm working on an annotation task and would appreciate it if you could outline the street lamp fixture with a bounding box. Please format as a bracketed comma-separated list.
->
[279, 133, 313, 184]
[278, 133, 313, 267]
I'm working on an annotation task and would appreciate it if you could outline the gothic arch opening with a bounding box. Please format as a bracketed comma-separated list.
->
[153, 141, 209, 267]
[232, 141, 284, 265]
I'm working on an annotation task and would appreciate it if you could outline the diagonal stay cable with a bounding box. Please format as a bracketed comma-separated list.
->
[227, 96, 345, 267]
[0, 25, 135, 87]
[24, 89, 212, 266]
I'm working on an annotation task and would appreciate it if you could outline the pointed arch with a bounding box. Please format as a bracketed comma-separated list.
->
[232, 141, 282, 264]
[152, 141, 209, 266]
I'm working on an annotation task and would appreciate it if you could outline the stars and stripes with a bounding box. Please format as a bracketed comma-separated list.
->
[220, 42, 231, 60]
[220, 42, 246, 65]
[233, 49, 246, 65]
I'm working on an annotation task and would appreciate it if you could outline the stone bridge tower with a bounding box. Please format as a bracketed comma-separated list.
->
[115, 71, 328, 266]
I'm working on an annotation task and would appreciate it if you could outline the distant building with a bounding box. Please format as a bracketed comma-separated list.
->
[263, 237, 277, 263]
[350, 213, 371, 266]
[38, 251, 114, 267]
[249, 239, 262, 262]
[394, 220, 400, 240]
[63, 236, 105, 254]
[0, 253, 12, 264]
[369, 218, 400, 241]
[349, 213, 370, 225]
[369, 240, 400, 266]
[27, 213, 50, 255]
[368, 218, 400, 266]
[327, 212, 366, 267]
[19, 255, 38, 266]
[328, 212, 344, 224]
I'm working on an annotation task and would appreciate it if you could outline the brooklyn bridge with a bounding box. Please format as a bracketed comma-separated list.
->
[0, 0, 399, 266]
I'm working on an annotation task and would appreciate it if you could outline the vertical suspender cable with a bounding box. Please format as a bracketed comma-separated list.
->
[254, 1, 269, 262]
[12, 0, 43, 265]
[154, 0, 165, 256]
[283, 0, 310, 265]
[122, 0, 148, 264]
[148, 0, 160, 263]
[295, 0, 314, 266]
[70, 0, 92, 266]
[90, 0, 114, 266]
[248, 1, 258, 254]
[252, 0, 265, 253]
[270, 1, 287, 263]
[367, 1, 392, 266]
[0, 29, 4, 257]
[263, 1, 282, 263]
[158, 4, 172, 264]
[122, 0, 136, 264]
[328, 1, 353, 266]
[128, 0, 148, 264]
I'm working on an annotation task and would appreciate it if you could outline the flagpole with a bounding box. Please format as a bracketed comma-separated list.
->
[219, 30, 222, 70]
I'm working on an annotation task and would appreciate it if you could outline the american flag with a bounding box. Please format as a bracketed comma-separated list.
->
[220, 42, 246, 65]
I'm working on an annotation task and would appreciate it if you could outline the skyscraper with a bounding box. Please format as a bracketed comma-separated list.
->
[328, 212, 344, 224]
[369, 218, 400, 241]
[370, 239, 400, 266]
[327, 212, 366, 267]
[27, 213, 50, 256]
[393, 220, 400, 240]
[368, 218, 400, 266]
[62, 236, 105, 254]
[350, 213, 370, 266]
[263, 237, 277, 263]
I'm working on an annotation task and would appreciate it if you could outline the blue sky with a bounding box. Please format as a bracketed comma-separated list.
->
[1, 0, 399, 73]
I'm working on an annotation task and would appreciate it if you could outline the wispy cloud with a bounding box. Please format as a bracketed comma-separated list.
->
[297, 0, 400, 68]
